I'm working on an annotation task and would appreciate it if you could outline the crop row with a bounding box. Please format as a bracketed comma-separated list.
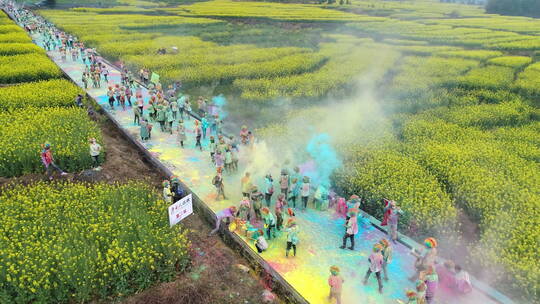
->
[0, 182, 190, 303]
[0, 79, 84, 111]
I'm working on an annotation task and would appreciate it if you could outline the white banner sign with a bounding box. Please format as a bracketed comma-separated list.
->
[168, 194, 193, 227]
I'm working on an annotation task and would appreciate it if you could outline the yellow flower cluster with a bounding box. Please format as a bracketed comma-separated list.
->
[0, 79, 83, 111]
[0, 182, 190, 303]
[0, 53, 62, 84]
[0, 107, 101, 177]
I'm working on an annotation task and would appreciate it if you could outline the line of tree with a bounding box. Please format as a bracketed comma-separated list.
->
[486, 0, 540, 18]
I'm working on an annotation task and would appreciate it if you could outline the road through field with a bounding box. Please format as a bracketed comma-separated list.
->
[11, 8, 505, 304]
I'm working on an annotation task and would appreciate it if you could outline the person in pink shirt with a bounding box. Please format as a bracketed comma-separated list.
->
[363, 243, 384, 293]
[328, 265, 344, 304]
[209, 205, 237, 236]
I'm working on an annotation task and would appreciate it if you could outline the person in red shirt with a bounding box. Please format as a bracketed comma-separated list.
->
[40, 143, 67, 180]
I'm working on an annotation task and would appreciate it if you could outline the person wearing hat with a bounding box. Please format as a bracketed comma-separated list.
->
[209, 205, 237, 236]
[261, 207, 276, 240]
[383, 199, 403, 243]
[411, 237, 438, 281]
[363, 243, 384, 294]
[340, 210, 358, 250]
[250, 186, 264, 220]
[379, 239, 393, 281]
[212, 167, 226, 200]
[89, 138, 102, 170]
[162, 180, 173, 204]
[41, 142, 67, 180]
[285, 221, 299, 258]
[240, 125, 249, 145]
[328, 265, 344, 304]
[346, 195, 360, 221]
[237, 197, 251, 221]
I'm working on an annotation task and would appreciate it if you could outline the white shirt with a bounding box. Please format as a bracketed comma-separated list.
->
[89, 143, 101, 156]
[256, 236, 268, 250]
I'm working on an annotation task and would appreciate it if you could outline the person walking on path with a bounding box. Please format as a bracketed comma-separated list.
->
[382, 199, 403, 243]
[166, 107, 174, 134]
[41, 143, 67, 180]
[285, 222, 299, 258]
[340, 211, 358, 250]
[288, 177, 300, 209]
[89, 138, 102, 170]
[264, 174, 274, 207]
[300, 176, 310, 210]
[261, 207, 277, 240]
[209, 206, 237, 236]
[212, 167, 226, 200]
[380, 239, 393, 281]
[363, 243, 385, 294]
[156, 105, 166, 132]
[177, 121, 186, 148]
[280, 169, 290, 198]
[275, 193, 287, 231]
[133, 105, 141, 125]
[140, 119, 150, 141]
[328, 266, 344, 304]
[194, 121, 202, 151]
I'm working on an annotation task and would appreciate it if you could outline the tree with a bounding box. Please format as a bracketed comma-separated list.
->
[486, 0, 540, 18]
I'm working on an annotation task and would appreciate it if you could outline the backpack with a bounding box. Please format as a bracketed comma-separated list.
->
[212, 175, 220, 186]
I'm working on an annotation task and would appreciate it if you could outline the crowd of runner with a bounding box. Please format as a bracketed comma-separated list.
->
[7, 2, 475, 303]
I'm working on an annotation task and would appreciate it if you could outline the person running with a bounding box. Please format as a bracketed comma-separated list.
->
[89, 138, 102, 169]
[280, 169, 290, 197]
[41, 143, 67, 180]
[363, 243, 384, 294]
[209, 205, 237, 236]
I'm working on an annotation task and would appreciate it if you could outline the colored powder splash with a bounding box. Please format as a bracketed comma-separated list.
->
[304, 133, 341, 187]
[211, 94, 228, 119]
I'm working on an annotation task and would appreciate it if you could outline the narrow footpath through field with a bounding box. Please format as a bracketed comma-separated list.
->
[20, 16, 502, 304]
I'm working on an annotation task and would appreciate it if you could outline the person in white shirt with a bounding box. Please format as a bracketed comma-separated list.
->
[89, 138, 102, 169]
